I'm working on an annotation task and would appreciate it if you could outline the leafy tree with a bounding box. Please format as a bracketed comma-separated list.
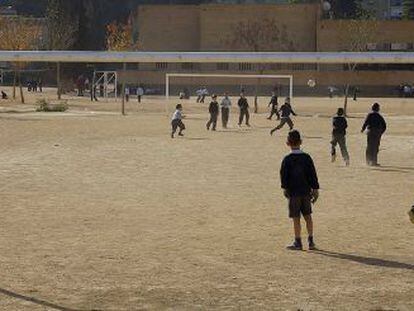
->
[106, 17, 138, 51]
[0, 16, 42, 103]
[403, 0, 414, 19]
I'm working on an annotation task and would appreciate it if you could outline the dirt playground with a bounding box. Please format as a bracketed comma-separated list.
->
[0, 89, 413, 310]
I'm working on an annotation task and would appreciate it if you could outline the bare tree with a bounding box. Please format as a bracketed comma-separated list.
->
[45, 0, 79, 100]
[226, 18, 295, 113]
[0, 16, 42, 104]
[342, 12, 378, 114]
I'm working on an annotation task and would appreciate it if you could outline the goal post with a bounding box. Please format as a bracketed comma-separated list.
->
[165, 73, 294, 114]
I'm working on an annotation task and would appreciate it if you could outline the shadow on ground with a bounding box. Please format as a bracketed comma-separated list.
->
[310, 250, 414, 270]
[0, 288, 99, 311]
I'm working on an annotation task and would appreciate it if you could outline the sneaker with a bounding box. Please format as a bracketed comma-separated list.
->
[345, 159, 350, 166]
[178, 133, 184, 137]
[171, 134, 174, 139]
[286, 241, 303, 251]
[308, 242, 317, 250]
[331, 154, 336, 163]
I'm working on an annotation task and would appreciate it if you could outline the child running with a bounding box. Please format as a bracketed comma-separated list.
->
[270, 98, 296, 135]
[206, 94, 219, 131]
[171, 104, 185, 138]
[331, 108, 350, 166]
[267, 92, 280, 120]
[280, 130, 320, 250]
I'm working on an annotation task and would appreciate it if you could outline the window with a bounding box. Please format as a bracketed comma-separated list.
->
[292, 63, 305, 71]
[270, 64, 282, 71]
[391, 43, 410, 51]
[155, 63, 168, 70]
[217, 63, 229, 71]
[238, 63, 252, 71]
[181, 63, 194, 70]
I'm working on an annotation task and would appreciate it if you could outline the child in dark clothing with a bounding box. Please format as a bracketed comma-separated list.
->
[280, 130, 320, 250]
[361, 103, 387, 166]
[267, 92, 280, 120]
[171, 104, 185, 138]
[206, 94, 219, 131]
[409, 205, 414, 224]
[331, 108, 350, 166]
[270, 98, 296, 135]
[237, 93, 250, 127]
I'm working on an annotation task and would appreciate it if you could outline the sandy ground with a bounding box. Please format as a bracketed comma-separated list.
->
[0, 89, 413, 310]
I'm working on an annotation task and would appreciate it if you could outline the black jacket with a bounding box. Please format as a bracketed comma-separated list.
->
[362, 112, 387, 133]
[209, 101, 219, 114]
[279, 103, 296, 118]
[280, 151, 320, 197]
[332, 115, 348, 135]
[238, 97, 249, 110]
[269, 95, 278, 110]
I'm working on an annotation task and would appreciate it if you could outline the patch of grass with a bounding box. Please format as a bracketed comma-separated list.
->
[36, 99, 68, 112]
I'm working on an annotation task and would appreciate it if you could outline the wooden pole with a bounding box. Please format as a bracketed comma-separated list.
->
[121, 62, 126, 115]
[57, 62, 61, 100]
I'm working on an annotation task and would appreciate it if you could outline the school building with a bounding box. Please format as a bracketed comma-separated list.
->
[118, 3, 414, 96]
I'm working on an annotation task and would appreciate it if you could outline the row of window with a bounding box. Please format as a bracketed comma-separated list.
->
[153, 63, 318, 71]
[149, 62, 414, 72]
[366, 42, 414, 51]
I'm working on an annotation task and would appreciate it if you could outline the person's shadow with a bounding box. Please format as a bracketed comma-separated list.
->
[310, 250, 414, 271]
[0, 287, 94, 311]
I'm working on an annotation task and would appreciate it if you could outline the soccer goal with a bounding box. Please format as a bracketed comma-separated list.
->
[165, 73, 293, 113]
[166, 73, 293, 99]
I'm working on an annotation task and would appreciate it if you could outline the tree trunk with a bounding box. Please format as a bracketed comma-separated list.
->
[121, 62, 126, 115]
[12, 71, 17, 100]
[344, 84, 350, 116]
[18, 70, 24, 104]
[254, 69, 264, 114]
[57, 62, 61, 100]
[254, 83, 259, 114]
[343, 63, 356, 116]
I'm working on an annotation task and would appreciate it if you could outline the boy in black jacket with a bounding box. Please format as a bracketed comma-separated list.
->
[267, 92, 280, 120]
[280, 130, 320, 250]
[206, 94, 219, 131]
[237, 93, 250, 127]
[270, 98, 296, 135]
[331, 108, 350, 166]
[361, 103, 387, 166]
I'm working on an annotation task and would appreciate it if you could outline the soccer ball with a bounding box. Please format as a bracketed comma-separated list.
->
[322, 1, 332, 12]
[307, 79, 316, 88]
